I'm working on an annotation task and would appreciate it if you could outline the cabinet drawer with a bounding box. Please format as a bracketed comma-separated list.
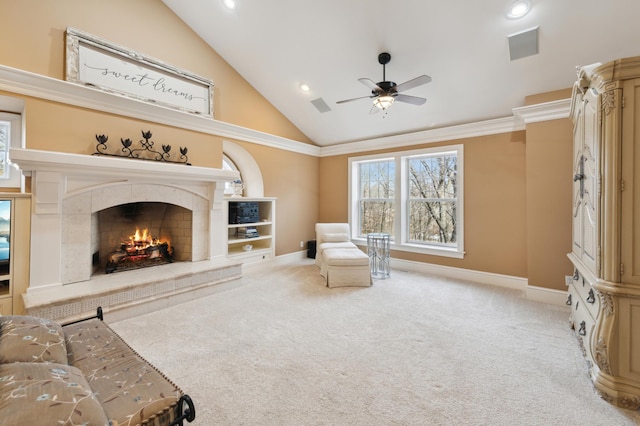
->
[568, 286, 596, 367]
[229, 248, 272, 265]
[571, 271, 600, 321]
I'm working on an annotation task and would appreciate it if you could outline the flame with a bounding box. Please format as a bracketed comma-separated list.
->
[122, 227, 170, 253]
[131, 228, 151, 243]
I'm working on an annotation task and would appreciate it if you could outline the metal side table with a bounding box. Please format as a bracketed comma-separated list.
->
[367, 233, 390, 279]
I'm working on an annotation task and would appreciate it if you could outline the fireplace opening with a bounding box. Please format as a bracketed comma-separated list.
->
[105, 227, 174, 273]
[93, 202, 193, 275]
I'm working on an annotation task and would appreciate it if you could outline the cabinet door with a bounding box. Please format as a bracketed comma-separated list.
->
[572, 99, 585, 262]
[573, 91, 600, 275]
[621, 78, 640, 285]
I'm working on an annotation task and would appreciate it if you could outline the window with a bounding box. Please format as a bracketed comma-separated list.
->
[222, 154, 242, 196]
[407, 152, 458, 246]
[358, 159, 395, 237]
[350, 145, 464, 258]
[0, 112, 23, 188]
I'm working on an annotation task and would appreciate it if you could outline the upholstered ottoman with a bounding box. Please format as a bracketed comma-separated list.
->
[322, 247, 371, 288]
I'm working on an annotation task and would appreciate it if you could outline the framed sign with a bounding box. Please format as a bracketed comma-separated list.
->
[65, 27, 214, 118]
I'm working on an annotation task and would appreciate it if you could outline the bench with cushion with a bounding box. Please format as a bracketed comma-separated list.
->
[315, 223, 371, 288]
[0, 308, 195, 426]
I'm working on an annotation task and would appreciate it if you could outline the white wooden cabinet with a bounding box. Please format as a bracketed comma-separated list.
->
[225, 198, 276, 265]
[568, 57, 640, 409]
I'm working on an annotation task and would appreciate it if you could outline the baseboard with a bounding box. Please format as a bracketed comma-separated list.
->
[274, 250, 310, 265]
[391, 258, 527, 290]
[390, 258, 568, 307]
[525, 285, 569, 306]
[268, 253, 569, 307]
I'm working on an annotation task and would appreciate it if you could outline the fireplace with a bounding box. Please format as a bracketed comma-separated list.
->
[96, 202, 191, 274]
[10, 148, 242, 323]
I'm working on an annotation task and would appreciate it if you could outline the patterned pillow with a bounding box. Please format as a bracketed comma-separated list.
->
[0, 316, 68, 364]
[0, 362, 110, 425]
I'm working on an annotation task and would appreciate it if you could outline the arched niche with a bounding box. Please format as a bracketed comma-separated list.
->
[222, 140, 264, 198]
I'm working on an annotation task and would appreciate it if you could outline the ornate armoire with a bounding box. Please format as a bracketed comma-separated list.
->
[568, 56, 640, 409]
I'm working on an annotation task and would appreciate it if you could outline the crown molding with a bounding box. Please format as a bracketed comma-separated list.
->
[512, 98, 571, 124]
[319, 98, 571, 157]
[0, 65, 570, 159]
[0, 64, 321, 157]
[318, 116, 525, 157]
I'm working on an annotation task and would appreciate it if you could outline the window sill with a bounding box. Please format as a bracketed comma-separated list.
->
[352, 238, 465, 259]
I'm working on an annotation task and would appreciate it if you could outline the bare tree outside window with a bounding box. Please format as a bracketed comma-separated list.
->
[358, 160, 394, 237]
[407, 154, 457, 245]
[351, 145, 463, 257]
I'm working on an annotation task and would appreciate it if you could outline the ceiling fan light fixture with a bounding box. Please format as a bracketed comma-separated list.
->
[373, 95, 395, 110]
[223, 0, 236, 10]
[507, 0, 531, 19]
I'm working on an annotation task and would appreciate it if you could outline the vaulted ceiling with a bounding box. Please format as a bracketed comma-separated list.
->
[162, 0, 640, 147]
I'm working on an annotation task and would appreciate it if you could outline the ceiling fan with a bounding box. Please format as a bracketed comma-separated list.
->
[336, 52, 431, 111]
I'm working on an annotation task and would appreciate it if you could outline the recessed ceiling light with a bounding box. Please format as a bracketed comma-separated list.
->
[507, 0, 531, 19]
[299, 83, 310, 92]
[223, 0, 236, 10]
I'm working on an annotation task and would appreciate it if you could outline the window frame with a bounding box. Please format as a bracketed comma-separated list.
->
[222, 154, 241, 196]
[0, 112, 23, 189]
[356, 157, 396, 237]
[349, 144, 464, 259]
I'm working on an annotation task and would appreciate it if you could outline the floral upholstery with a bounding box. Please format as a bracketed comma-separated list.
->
[0, 315, 188, 426]
[0, 315, 68, 364]
[64, 319, 183, 426]
[0, 362, 110, 425]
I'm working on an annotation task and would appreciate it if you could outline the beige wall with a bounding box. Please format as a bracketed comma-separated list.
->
[525, 119, 574, 290]
[319, 111, 574, 289]
[0, 0, 312, 143]
[1, 0, 576, 290]
[320, 132, 529, 279]
[232, 141, 320, 255]
[7, 95, 224, 167]
[0, 0, 319, 256]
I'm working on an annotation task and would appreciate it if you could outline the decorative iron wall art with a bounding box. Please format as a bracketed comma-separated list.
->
[94, 130, 191, 165]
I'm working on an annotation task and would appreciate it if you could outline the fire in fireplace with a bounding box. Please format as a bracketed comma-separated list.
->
[96, 202, 192, 275]
[105, 227, 173, 273]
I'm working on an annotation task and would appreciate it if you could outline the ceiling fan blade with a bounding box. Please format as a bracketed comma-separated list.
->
[394, 94, 427, 105]
[395, 75, 432, 93]
[358, 78, 383, 92]
[336, 95, 375, 104]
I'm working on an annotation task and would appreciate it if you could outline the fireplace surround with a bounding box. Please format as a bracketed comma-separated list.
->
[10, 148, 242, 323]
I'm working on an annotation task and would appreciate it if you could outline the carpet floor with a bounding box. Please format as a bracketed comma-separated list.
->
[110, 259, 640, 425]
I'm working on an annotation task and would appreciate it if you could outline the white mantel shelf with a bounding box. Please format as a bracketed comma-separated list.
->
[10, 148, 238, 183]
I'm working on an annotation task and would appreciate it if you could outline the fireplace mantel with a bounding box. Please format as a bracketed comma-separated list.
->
[11, 147, 238, 216]
[10, 148, 237, 183]
[11, 148, 240, 318]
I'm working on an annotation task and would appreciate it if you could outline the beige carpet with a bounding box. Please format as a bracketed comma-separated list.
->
[110, 259, 640, 425]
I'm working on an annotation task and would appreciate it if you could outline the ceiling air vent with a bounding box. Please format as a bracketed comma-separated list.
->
[508, 26, 539, 61]
[311, 97, 332, 113]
